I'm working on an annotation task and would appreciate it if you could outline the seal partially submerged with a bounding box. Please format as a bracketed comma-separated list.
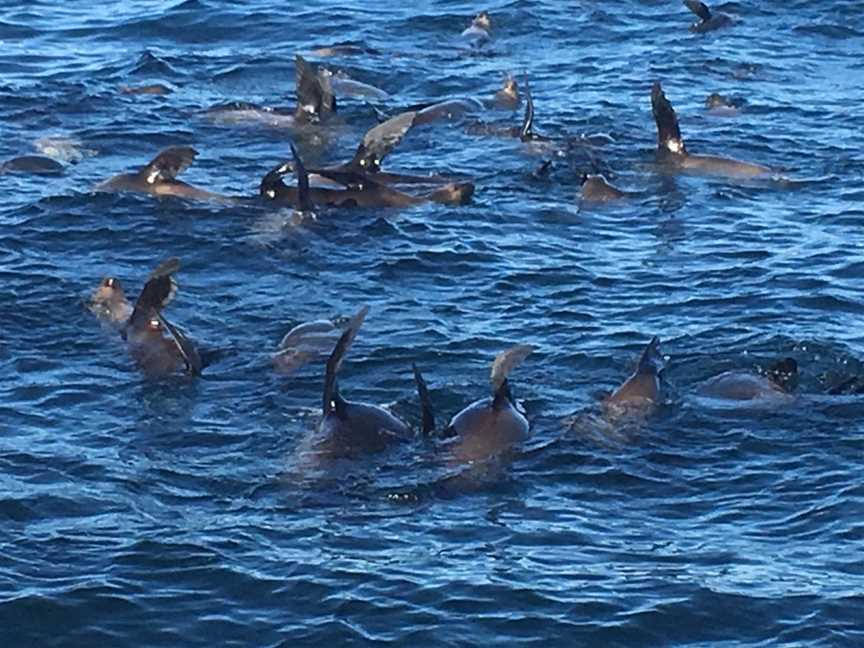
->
[683, 0, 732, 33]
[314, 305, 414, 456]
[273, 317, 348, 374]
[651, 81, 772, 178]
[580, 174, 629, 202]
[95, 146, 232, 203]
[696, 358, 798, 403]
[0, 155, 65, 176]
[461, 11, 492, 45]
[417, 345, 534, 463]
[90, 258, 202, 377]
[603, 337, 664, 422]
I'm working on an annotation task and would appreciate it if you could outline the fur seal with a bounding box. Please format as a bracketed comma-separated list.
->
[705, 92, 744, 116]
[651, 81, 772, 178]
[273, 317, 348, 374]
[0, 155, 64, 176]
[603, 337, 664, 421]
[207, 55, 336, 127]
[319, 69, 390, 102]
[120, 83, 173, 96]
[683, 0, 732, 33]
[315, 305, 414, 456]
[261, 141, 473, 208]
[95, 146, 232, 203]
[418, 345, 534, 463]
[91, 258, 202, 376]
[493, 74, 520, 111]
[580, 174, 629, 202]
[461, 11, 492, 45]
[696, 358, 797, 402]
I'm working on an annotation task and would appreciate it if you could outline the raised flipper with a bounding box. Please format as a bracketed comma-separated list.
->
[322, 305, 370, 416]
[490, 344, 534, 409]
[636, 336, 663, 376]
[158, 313, 203, 375]
[519, 74, 535, 142]
[139, 147, 197, 184]
[129, 257, 181, 329]
[347, 110, 417, 173]
[684, 0, 712, 22]
[295, 55, 336, 123]
[290, 143, 314, 213]
[651, 82, 686, 156]
[413, 363, 436, 436]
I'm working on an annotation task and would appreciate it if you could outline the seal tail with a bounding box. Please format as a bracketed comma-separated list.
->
[651, 81, 686, 156]
[636, 336, 663, 376]
[322, 305, 369, 415]
[684, 0, 712, 21]
[412, 363, 436, 436]
[519, 73, 535, 141]
[290, 143, 313, 212]
[490, 344, 534, 408]
[129, 257, 181, 328]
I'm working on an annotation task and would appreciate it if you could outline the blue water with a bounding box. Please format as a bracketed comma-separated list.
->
[2, 1, 864, 645]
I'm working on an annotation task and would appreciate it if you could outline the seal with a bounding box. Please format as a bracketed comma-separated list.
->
[273, 317, 348, 374]
[120, 83, 173, 96]
[0, 155, 64, 176]
[461, 11, 492, 45]
[90, 258, 202, 376]
[603, 337, 664, 422]
[651, 81, 772, 178]
[493, 74, 520, 111]
[319, 69, 390, 102]
[207, 55, 336, 128]
[314, 305, 414, 456]
[580, 174, 629, 202]
[696, 358, 798, 402]
[683, 0, 732, 33]
[705, 92, 744, 116]
[418, 344, 534, 463]
[95, 146, 232, 203]
[261, 141, 474, 208]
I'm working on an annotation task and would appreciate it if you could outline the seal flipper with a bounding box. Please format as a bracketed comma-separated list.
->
[290, 143, 313, 213]
[519, 74, 535, 142]
[129, 257, 181, 329]
[651, 82, 686, 157]
[684, 0, 712, 21]
[490, 344, 534, 409]
[322, 305, 370, 416]
[139, 147, 197, 184]
[412, 363, 436, 436]
[636, 336, 663, 376]
[347, 110, 417, 173]
[294, 55, 336, 123]
[158, 313, 202, 375]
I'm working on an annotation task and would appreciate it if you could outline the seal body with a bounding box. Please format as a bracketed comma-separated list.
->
[651, 81, 772, 179]
[0, 155, 64, 176]
[273, 319, 345, 374]
[581, 174, 628, 202]
[603, 337, 663, 422]
[88, 277, 133, 325]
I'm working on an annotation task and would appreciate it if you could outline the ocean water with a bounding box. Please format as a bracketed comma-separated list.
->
[2, 1, 864, 645]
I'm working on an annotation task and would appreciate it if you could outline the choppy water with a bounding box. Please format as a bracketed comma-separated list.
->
[2, 1, 864, 645]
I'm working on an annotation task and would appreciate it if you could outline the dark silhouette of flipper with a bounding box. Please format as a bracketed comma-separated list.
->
[129, 257, 180, 329]
[158, 313, 203, 375]
[636, 336, 663, 376]
[519, 74, 535, 142]
[651, 82, 686, 156]
[413, 363, 436, 436]
[295, 55, 336, 123]
[290, 143, 313, 213]
[322, 305, 369, 416]
[347, 110, 417, 173]
[684, 0, 712, 21]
